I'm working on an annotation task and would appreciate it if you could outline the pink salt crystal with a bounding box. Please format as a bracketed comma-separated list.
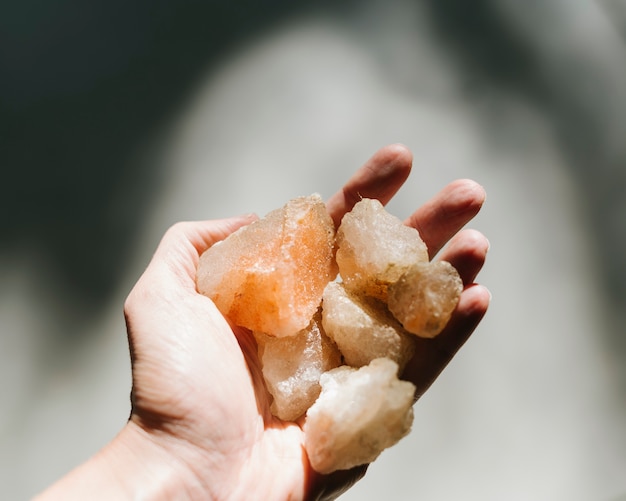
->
[196, 194, 337, 337]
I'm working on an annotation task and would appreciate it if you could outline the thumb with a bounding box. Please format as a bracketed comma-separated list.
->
[148, 214, 259, 289]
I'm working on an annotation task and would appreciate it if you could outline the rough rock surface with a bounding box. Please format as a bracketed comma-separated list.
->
[196, 194, 337, 337]
[254, 312, 342, 421]
[304, 358, 415, 474]
[321, 281, 415, 372]
[336, 198, 428, 301]
[388, 261, 462, 338]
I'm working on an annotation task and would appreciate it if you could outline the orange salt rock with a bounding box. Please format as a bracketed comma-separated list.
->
[196, 194, 337, 337]
[336, 198, 428, 302]
[388, 261, 462, 338]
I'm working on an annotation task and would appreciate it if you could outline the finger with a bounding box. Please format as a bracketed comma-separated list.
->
[156, 214, 258, 260]
[326, 144, 412, 227]
[437, 229, 490, 286]
[402, 283, 491, 400]
[138, 215, 258, 291]
[405, 179, 486, 259]
[306, 464, 369, 501]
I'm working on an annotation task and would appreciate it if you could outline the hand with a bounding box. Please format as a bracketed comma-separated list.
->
[37, 144, 490, 501]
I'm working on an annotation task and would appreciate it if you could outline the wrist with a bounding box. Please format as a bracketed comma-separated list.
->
[35, 421, 205, 501]
[109, 421, 209, 500]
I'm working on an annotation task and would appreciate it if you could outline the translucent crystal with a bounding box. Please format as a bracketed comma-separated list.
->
[196, 194, 337, 337]
[321, 281, 415, 372]
[304, 358, 415, 474]
[195, 193, 464, 472]
[336, 198, 428, 301]
[388, 261, 462, 338]
[255, 312, 342, 421]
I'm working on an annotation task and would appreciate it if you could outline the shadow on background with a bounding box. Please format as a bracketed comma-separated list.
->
[425, 0, 626, 389]
[3, 0, 625, 362]
[1, 0, 333, 324]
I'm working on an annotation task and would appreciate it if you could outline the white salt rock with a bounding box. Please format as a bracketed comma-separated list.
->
[336, 198, 428, 301]
[321, 281, 415, 372]
[304, 358, 415, 474]
[388, 261, 462, 338]
[255, 311, 342, 421]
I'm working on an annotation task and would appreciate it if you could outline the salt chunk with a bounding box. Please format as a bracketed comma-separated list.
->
[388, 261, 462, 338]
[304, 358, 415, 474]
[196, 194, 337, 337]
[255, 312, 342, 421]
[321, 281, 415, 372]
[336, 198, 428, 301]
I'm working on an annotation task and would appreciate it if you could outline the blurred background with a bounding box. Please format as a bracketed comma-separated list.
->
[2, 0, 626, 499]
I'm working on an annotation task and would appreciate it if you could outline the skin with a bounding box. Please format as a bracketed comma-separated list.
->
[36, 144, 490, 501]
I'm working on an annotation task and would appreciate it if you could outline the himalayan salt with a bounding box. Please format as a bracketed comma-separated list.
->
[336, 198, 428, 301]
[304, 358, 415, 474]
[196, 194, 337, 337]
[321, 281, 415, 373]
[254, 311, 342, 421]
[194, 193, 466, 473]
[388, 261, 462, 338]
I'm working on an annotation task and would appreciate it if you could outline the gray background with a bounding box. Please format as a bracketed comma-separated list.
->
[2, 0, 626, 499]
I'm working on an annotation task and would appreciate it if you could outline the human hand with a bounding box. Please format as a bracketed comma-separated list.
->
[37, 144, 490, 501]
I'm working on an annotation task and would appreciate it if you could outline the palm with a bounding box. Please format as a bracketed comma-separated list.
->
[124, 144, 490, 500]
